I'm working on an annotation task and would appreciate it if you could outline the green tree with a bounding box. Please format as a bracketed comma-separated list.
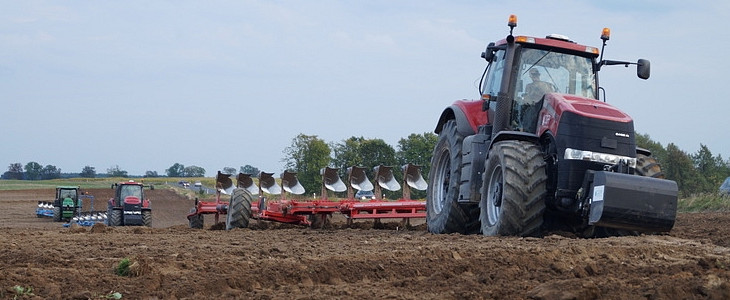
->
[40, 165, 61, 180]
[240, 165, 260, 177]
[283, 134, 331, 195]
[331, 136, 366, 178]
[24, 162, 43, 180]
[3, 163, 24, 180]
[691, 144, 725, 192]
[166, 163, 185, 177]
[361, 138, 397, 174]
[144, 170, 159, 178]
[107, 165, 129, 177]
[664, 143, 703, 197]
[80, 166, 96, 178]
[183, 165, 206, 177]
[222, 167, 237, 175]
[396, 132, 438, 177]
[396, 132, 437, 199]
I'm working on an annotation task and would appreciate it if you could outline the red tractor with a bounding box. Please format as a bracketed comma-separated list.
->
[107, 180, 153, 227]
[427, 15, 677, 237]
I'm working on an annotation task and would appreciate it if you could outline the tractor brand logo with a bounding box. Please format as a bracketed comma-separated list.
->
[124, 211, 142, 215]
[614, 132, 630, 138]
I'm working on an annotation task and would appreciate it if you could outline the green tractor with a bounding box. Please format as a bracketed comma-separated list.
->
[52, 186, 82, 222]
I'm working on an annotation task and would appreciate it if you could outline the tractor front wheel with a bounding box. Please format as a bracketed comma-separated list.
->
[226, 188, 253, 230]
[480, 140, 546, 236]
[109, 209, 123, 227]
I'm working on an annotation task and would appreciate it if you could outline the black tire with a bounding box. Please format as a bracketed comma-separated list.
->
[52, 206, 61, 222]
[636, 154, 664, 178]
[226, 188, 253, 230]
[309, 214, 330, 229]
[427, 120, 474, 234]
[109, 209, 123, 227]
[188, 208, 204, 229]
[480, 140, 547, 236]
[142, 210, 152, 227]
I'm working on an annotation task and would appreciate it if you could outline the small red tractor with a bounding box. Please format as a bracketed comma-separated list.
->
[427, 15, 678, 237]
[106, 180, 153, 227]
[187, 164, 428, 229]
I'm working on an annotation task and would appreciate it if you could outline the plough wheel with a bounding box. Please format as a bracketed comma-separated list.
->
[188, 208, 204, 229]
[142, 210, 152, 227]
[309, 214, 330, 229]
[226, 188, 253, 230]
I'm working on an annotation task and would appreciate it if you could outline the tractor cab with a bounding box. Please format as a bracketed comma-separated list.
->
[53, 186, 82, 222]
[116, 183, 144, 205]
[480, 15, 649, 134]
[107, 181, 152, 227]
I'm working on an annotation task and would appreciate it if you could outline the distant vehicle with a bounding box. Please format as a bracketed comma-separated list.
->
[355, 190, 376, 200]
[194, 181, 202, 187]
[720, 177, 730, 196]
[178, 181, 190, 188]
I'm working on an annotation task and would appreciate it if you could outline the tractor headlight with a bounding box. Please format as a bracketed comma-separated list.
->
[564, 148, 636, 168]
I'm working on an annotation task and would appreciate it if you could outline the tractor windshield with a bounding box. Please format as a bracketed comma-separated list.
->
[510, 47, 596, 132]
[515, 47, 596, 102]
[120, 185, 143, 200]
[60, 189, 77, 200]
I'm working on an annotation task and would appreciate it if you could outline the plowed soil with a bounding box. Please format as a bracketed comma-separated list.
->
[1, 187, 730, 299]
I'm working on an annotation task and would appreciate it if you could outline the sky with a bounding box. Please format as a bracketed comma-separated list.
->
[2, 0, 729, 177]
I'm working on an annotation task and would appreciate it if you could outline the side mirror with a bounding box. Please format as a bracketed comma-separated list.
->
[481, 42, 496, 61]
[637, 59, 650, 80]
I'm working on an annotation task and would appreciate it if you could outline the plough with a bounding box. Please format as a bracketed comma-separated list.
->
[187, 164, 428, 229]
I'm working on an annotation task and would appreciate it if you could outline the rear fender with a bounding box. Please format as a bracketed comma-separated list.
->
[435, 101, 487, 136]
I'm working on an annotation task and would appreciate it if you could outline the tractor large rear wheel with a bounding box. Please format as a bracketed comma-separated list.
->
[427, 120, 474, 234]
[480, 140, 546, 236]
[226, 188, 253, 230]
[142, 210, 152, 227]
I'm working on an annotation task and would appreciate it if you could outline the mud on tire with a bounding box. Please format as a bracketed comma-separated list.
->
[427, 120, 476, 234]
[480, 140, 547, 236]
[226, 188, 253, 230]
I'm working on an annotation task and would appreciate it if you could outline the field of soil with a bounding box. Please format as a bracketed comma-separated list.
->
[1, 187, 730, 299]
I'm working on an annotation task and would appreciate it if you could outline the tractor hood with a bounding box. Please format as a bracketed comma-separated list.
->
[538, 93, 633, 136]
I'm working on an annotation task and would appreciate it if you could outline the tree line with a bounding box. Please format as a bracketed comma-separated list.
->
[1, 162, 207, 179]
[4, 132, 729, 199]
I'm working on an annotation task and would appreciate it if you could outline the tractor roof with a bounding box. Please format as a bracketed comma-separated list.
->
[495, 35, 600, 58]
[118, 180, 144, 186]
[57, 186, 80, 190]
